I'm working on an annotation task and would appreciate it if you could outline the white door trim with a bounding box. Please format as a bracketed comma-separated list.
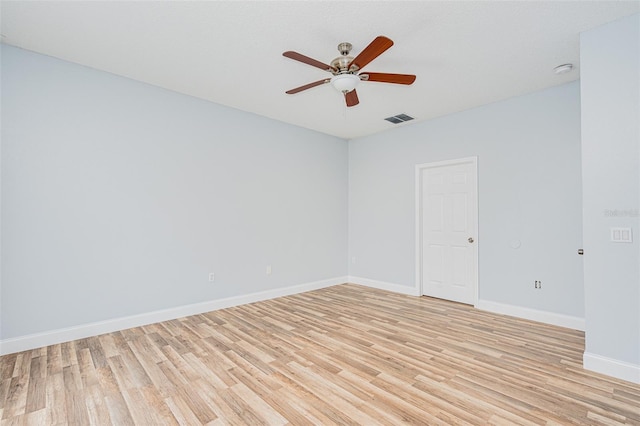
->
[415, 156, 479, 305]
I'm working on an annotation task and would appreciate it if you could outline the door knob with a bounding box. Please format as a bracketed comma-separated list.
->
[468, 237, 474, 243]
[578, 249, 584, 255]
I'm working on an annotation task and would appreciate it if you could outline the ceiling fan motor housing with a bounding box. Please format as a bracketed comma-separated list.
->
[331, 56, 356, 74]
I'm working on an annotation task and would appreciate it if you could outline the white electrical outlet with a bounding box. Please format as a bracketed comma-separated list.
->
[266, 265, 272, 275]
[208, 273, 215, 282]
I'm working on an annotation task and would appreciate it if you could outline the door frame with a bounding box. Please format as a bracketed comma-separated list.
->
[415, 156, 479, 304]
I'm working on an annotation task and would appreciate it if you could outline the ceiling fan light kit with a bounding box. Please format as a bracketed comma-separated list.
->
[283, 36, 416, 107]
[330, 74, 360, 93]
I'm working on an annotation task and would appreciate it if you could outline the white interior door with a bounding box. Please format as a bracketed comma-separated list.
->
[417, 157, 478, 305]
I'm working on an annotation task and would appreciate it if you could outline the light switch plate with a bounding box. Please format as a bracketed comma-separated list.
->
[611, 227, 633, 243]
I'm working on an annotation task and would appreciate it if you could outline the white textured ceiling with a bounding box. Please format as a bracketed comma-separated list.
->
[1, 1, 638, 140]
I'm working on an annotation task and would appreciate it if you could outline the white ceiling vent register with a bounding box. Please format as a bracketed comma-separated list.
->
[384, 114, 414, 124]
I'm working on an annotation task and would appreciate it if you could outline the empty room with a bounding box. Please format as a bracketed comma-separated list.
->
[1, 1, 639, 425]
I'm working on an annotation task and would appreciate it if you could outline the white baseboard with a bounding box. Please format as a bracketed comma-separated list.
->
[475, 299, 585, 331]
[583, 352, 640, 384]
[0, 276, 347, 356]
[348, 276, 420, 296]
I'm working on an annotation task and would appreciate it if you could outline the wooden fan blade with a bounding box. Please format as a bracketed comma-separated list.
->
[283, 51, 335, 72]
[363, 72, 416, 85]
[345, 89, 359, 107]
[349, 36, 394, 71]
[285, 79, 330, 94]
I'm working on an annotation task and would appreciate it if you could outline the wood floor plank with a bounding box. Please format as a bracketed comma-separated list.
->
[0, 355, 17, 382]
[228, 365, 314, 425]
[59, 342, 77, 369]
[64, 391, 90, 425]
[1, 284, 639, 425]
[84, 384, 113, 426]
[44, 372, 66, 426]
[24, 375, 46, 414]
[1, 375, 28, 420]
[95, 365, 134, 425]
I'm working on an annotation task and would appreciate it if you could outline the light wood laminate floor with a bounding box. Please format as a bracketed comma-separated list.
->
[1, 284, 639, 425]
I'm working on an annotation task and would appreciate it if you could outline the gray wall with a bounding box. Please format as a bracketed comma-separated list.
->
[581, 14, 639, 368]
[348, 82, 584, 318]
[1, 45, 348, 339]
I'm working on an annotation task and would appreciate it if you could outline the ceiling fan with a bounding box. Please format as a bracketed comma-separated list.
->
[283, 36, 416, 107]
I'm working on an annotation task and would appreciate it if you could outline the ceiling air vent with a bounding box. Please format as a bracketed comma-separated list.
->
[384, 113, 414, 124]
